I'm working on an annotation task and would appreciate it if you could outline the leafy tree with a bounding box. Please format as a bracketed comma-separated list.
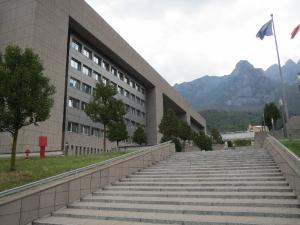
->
[264, 102, 280, 130]
[107, 120, 128, 149]
[85, 82, 125, 151]
[193, 131, 212, 151]
[178, 121, 193, 151]
[211, 128, 223, 144]
[0, 45, 55, 171]
[159, 109, 179, 141]
[132, 126, 147, 146]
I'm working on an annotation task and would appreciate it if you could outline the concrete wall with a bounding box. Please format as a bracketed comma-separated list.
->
[0, 142, 175, 225]
[255, 133, 300, 201]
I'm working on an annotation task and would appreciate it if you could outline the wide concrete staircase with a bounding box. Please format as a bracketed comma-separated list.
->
[34, 148, 300, 225]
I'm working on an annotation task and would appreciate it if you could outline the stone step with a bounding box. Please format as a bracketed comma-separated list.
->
[68, 201, 300, 218]
[150, 162, 277, 168]
[92, 190, 296, 199]
[129, 172, 284, 178]
[136, 169, 281, 174]
[112, 181, 289, 186]
[50, 208, 300, 225]
[82, 195, 300, 208]
[33, 216, 170, 225]
[122, 177, 286, 182]
[103, 186, 292, 192]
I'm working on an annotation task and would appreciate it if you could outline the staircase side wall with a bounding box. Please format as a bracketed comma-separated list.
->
[0, 142, 175, 225]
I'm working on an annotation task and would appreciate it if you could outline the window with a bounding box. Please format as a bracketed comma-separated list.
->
[111, 82, 117, 89]
[141, 88, 145, 95]
[81, 125, 90, 135]
[81, 101, 87, 110]
[68, 97, 80, 109]
[131, 94, 135, 102]
[102, 61, 110, 71]
[93, 71, 101, 81]
[69, 77, 80, 89]
[92, 127, 100, 137]
[82, 65, 92, 77]
[131, 107, 136, 115]
[67, 122, 79, 133]
[142, 112, 146, 118]
[93, 55, 101, 65]
[141, 100, 145, 106]
[125, 118, 130, 126]
[70, 58, 81, 71]
[71, 39, 82, 52]
[111, 67, 117, 76]
[125, 76, 130, 85]
[131, 120, 136, 127]
[83, 47, 92, 59]
[118, 71, 124, 81]
[130, 80, 135, 88]
[136, 97, 141, 104]
[118, 86, 124, 95]
[137, 110, 141, 117]
[136, 84, 141, 92]
[82, 83, 92, 95]
[102, 77, 108, 85]
[125, 104, 130, 113]
[125, 90, 130, 98]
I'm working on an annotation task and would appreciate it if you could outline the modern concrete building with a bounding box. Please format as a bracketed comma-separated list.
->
[0, 0, 206, 154]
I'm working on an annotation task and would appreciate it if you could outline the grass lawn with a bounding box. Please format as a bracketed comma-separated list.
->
[0, 152, 126, 192]
[280, 139, 300, 157]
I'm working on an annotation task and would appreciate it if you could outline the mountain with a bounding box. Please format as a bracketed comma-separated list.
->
[265, 59, 300, 85]
[174, 59, 300, 114]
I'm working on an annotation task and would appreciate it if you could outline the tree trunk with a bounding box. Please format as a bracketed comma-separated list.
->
[10, 130, 19, 171]
[103, 124, 106, 152]
[117, 141, 119, 151]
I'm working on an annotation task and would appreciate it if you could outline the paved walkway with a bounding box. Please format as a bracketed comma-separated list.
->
[34, 148, 300, 225]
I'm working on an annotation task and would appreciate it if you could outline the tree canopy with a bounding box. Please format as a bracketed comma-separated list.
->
[132, 126, 147, 146]
[211, 128, 223, 144]
[107, 120, 128, 149]
[85, 82, 126, 151]
[264, 102, 280, 130]
[0, 45, 55, 170]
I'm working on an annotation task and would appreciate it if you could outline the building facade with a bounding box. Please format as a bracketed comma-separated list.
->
[0, 0, 206, 154]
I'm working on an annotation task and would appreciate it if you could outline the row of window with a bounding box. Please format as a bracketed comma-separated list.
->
[69, 76, 145, 107]
[71, 38, 145, 95]
[67, 120, 144, 137]
[68, 95, 145, 119]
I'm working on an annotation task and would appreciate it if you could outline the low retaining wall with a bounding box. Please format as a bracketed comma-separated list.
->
[255, 133, 300, 201]
[0, 142, 175, 225]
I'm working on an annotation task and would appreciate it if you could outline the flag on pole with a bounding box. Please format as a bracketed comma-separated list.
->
[256, 19, 273, 40]
[291, 24, 300, 39]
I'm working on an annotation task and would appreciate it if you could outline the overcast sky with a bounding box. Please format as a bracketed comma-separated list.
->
[85, 0, 300, 85]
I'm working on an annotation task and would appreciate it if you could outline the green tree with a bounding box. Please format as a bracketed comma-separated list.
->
[264, 102, 280, 130]
[178, 121, 193, 151]
[107, 120, 128, 149]
[132, 126, 147, 146]
[0, 45, 55, 171]
[85, 82, 125, 151]
[159, 109, 179, 141]
[193, 131, 212, 151]
[211, 128, 223, 144]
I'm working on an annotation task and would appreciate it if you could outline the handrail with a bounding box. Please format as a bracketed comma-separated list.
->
[0, 141, 171, 199]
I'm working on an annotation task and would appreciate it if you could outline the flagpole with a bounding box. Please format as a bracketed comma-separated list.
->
[270, 14, 289, 138]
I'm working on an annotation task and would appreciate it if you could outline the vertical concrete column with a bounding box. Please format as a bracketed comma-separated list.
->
[146, 87, 163, 145]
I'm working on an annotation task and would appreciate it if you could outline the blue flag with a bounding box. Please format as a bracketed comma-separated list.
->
[256, 19, 273, 40]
